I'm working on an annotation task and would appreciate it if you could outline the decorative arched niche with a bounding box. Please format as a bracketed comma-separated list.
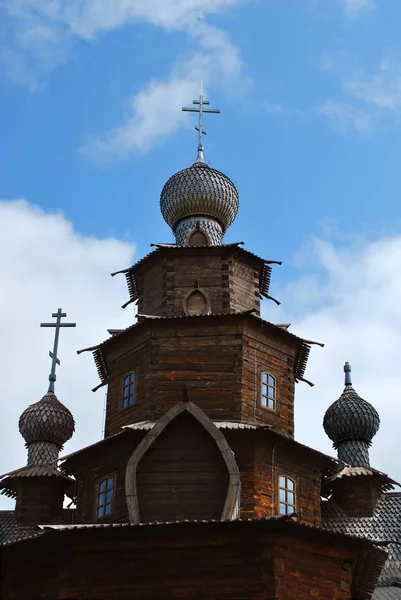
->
[187, 229, 209, 247]
[125, 401, 240, 524]
[184, 287, 210, 316]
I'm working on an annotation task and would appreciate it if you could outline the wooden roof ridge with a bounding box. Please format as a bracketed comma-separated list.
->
[32, 512, 390, 548]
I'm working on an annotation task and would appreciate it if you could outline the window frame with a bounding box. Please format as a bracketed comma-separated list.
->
[122, 371, 136, 409]
[277, 474, 297, 516]
[95, 474, 115, 520]
[259, 370, 277, 411]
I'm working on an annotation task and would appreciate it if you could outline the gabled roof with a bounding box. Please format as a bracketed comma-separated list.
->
[322, 493, 401, 587]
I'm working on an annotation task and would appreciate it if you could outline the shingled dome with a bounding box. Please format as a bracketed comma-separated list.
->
[323, 364, 380, 447]
[19, 392, 75, 448]
[160, 161, 239, 233]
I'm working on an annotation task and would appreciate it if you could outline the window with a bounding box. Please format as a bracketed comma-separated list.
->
[261, 372, 276, 409]
[97, 477, 113, 518]
[123, 372, 135, 408]
[278, 475, 296, 515]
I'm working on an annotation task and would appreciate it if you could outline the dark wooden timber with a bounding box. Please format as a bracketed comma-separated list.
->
[125, 401, 240, 524]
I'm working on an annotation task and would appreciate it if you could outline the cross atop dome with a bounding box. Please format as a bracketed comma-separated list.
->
[40, 308, 76, 393]
[182, 83, 220, 164]
[161, 92, 238, 246]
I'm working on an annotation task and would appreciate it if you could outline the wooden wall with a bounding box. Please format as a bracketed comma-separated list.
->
[241, 320, 297, 435]
[330, 476, 383, 517]
[224, 430, 323, 527]
[69, 425, 322, 529]
[230, 256, 260, 314]
[72, 431, 144, 525]
[136, 412, 229, 522]
[103, 315, 299, 438]
[14, 478, 66, 525]
[104, 319, 244, 438]
[135, 247, 261, 319]
[1, 521, 367, 600]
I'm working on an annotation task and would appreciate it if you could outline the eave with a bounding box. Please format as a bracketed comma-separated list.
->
[77, 311, 323, 392]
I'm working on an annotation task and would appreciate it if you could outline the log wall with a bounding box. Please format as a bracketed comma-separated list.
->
[103, 316, 299, 438]
[1, 523, 362, 600]
[136, 412, 229, 522]
[136, 248, 262, 318]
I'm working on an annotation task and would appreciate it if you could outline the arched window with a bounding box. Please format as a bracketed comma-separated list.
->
[185, 289, 208, 316]
[188, 229, 208, 246]
[97, 476, 114, 518]
[261, 372, 276, 410]
[278, 475, 296, 515]
[123, 372, 135, 408]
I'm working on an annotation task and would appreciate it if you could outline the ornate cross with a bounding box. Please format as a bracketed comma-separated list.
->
[182, 84, 220, 162]
[40, 308, 76, 393]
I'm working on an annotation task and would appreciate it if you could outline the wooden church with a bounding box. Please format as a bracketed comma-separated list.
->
[1, 96, 400, 600]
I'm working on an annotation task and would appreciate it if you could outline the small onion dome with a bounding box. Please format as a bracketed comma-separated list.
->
[323, 362, 380, 447]
[18, 392, 75, 447]
[160, 161, 239, 233]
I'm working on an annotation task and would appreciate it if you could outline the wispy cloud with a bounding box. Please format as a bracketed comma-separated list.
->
[0, 1, 245, 86]
[80, 21, 244, 161]
[343, 0, 375, 20]
[268, 233, 401, 482]
[80, 77, 199, 160]
[344, 57, 401, 111]
[319, 56, 401, 134]
[0, 199, 136, 508]
[319, 100, 375, 134]
[0, 0, 246, 157]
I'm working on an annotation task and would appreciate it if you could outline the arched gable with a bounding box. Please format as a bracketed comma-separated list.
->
[125, 402, 240, 524]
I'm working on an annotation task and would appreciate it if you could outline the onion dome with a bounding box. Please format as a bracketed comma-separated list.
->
[160, 161, 239, 246]
[19, 392, 75, 448]
[323, 362, 380, 466]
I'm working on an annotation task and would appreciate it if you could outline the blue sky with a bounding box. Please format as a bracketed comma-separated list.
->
[1, 0, 400, 267]
[1, 0, 401, 506]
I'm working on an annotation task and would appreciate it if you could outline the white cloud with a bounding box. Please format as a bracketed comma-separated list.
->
[319, 100, 374, 134]
[0, 0, 246, 155]
[79, 22, 243, 160]
[267, 234, 401, 485]
[319, 57, 401, 134]
[343, 0, 375, 19]
[0, 199, 136, 508]
[344, 58, 401, 111]
[2, 202, 400, 510]
[79, 77, 200, 160]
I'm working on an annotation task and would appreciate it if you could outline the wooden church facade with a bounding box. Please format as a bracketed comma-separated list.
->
[1, 97, 400, 599]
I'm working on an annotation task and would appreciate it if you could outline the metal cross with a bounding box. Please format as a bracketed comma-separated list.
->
[40, 308, 76, 393]
[182, 84, 220, 162]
